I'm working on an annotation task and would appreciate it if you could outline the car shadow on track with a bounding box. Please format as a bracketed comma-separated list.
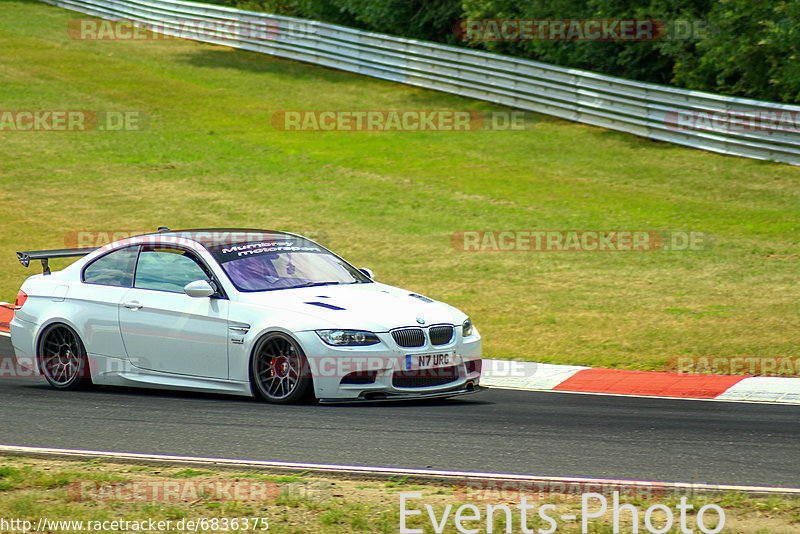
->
[15, 382, 493, 408]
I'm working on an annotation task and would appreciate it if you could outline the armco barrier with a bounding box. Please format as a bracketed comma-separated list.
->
[44, 0, 800, 165]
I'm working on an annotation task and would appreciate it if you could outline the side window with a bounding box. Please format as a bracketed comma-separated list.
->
[134, 247, 211, 293]
[83, 246, 139, 287]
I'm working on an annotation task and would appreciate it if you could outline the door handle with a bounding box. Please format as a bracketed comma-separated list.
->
[123, 300, 142, 310]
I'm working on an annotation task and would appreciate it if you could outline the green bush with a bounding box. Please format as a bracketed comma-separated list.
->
[192, 0, 800, 102]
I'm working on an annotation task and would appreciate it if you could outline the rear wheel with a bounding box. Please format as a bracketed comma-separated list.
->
[38, 324, 91, 390]
[250, 333, 312, 404]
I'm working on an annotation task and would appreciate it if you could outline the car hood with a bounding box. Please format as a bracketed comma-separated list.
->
[234, 282, 461, 331]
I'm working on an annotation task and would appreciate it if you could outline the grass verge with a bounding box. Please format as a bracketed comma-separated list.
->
[0, 456, 798, 533]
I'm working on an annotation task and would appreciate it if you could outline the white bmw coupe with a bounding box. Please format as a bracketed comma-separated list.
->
[11, 229, 483, 403]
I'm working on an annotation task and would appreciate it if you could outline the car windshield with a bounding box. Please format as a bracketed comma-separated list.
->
[210, 238, 369, 292]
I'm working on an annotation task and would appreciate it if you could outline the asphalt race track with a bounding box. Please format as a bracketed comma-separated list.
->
[1, 337, 797, 488]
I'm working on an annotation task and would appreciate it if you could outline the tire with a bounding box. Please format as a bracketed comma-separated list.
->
[250, 333, 312, 404]
[37, 323, 92, 390]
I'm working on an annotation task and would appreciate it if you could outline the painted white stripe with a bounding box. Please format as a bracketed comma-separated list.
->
[0, 444, 797, 495]
[481, 360, 587, 390]
[716, 376, 800, 403]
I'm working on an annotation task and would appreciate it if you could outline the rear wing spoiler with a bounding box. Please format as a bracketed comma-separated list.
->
[17, 248, 98, 275]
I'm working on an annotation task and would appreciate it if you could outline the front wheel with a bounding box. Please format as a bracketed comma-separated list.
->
[37, 323, 91, 390]
[250, 333, 312, 404]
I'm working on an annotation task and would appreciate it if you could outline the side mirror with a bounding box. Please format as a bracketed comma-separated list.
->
[359, 268, 375, 279]
[184, 280, 215, 298]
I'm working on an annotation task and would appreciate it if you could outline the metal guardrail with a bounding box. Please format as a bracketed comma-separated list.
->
[43, 0, 800, 165]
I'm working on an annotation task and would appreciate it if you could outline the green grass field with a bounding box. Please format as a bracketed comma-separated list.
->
[1, 0, 799, 370]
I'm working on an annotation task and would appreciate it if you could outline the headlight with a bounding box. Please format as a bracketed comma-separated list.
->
[316, 329, 380, 346]
[462, 318, 474, 337]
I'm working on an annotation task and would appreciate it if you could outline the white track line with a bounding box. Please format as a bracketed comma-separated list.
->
[502, 386, 800, 405]
[0, 444, 798, 496]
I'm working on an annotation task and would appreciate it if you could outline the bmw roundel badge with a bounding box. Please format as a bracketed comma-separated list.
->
[416, 318, 425, 324]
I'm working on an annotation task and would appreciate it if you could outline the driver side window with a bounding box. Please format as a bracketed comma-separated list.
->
[134, 247, 210, 293]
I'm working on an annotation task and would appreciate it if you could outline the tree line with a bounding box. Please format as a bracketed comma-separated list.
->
[201, 0, 799, 104]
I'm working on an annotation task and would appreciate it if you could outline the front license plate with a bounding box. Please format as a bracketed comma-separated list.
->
[405, 351, 455, 370]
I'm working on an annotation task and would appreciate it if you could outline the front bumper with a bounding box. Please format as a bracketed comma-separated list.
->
[294, 328, 482, 401]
